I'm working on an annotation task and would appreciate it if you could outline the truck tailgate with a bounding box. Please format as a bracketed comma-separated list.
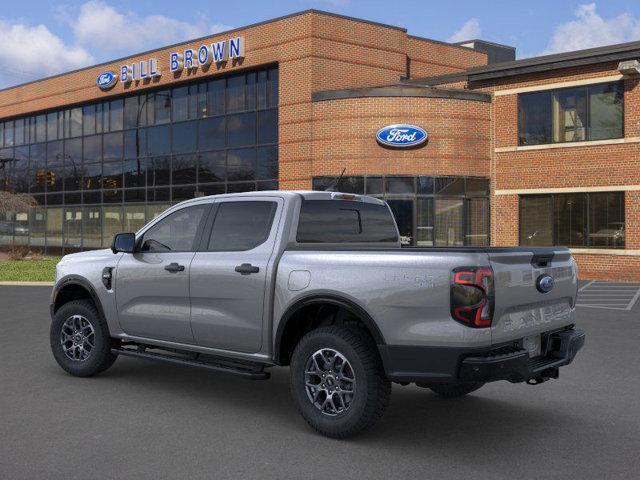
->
[488, 248, 578, 345]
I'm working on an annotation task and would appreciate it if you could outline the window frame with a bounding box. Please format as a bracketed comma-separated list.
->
[202, 197, 281, 252]
[518, 192, 626, 249]
[136, 202, 212, 253]
[517, 81, 625, 146]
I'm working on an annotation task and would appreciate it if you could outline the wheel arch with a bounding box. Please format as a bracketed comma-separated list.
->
[274, 294, 385, 366]
[52, 275, 107, 326]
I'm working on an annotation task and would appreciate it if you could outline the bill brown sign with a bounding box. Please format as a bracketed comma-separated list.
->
[97, 36, 245, 89]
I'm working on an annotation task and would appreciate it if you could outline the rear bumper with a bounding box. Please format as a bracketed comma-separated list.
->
[379, 327, 585, 384]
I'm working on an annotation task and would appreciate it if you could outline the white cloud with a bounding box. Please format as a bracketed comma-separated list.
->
[448, 18, 481, 43]
[0, 20, 93, 88]
[71, 1, 232, 55]
[0, 1, 234, 88]
[542, 3, 640, 54]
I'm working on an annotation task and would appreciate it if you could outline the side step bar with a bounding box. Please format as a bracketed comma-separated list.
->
[111, 346, 270, 380]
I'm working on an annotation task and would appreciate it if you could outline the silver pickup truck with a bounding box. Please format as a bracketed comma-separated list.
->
[50, 190, 585, 438]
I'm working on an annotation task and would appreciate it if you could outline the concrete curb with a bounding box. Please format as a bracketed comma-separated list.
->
[0, 281, 54, 286]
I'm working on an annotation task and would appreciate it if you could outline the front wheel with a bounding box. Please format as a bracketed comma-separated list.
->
[50, 299, 118, 377]
[290, 326, 391, 438]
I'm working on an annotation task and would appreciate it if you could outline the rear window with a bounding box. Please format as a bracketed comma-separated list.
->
[296, 200, 398, 243]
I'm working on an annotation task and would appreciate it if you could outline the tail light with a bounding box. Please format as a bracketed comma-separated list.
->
[450, 266, 494, 328]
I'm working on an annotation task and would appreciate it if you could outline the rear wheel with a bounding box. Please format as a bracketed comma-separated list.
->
[424, 382, 484, 398]
[50, 300, 118, 377]
[290, 326, 391, 438]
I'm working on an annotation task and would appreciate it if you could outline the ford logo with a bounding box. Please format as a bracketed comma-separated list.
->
[536, 274, 555, 294]
[96, 71, 118, 90]
[376, 124, 428, 148]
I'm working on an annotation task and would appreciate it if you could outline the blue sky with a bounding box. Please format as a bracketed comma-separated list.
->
[2, 0, 640, 88]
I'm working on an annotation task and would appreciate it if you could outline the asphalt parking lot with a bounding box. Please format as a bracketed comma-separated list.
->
[1, 284, 639, 480]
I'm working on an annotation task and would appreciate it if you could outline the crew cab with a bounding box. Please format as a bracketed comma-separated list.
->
[50, 191, 584, 438]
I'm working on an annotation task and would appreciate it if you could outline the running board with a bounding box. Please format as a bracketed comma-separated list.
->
[111, 346, 270, 380]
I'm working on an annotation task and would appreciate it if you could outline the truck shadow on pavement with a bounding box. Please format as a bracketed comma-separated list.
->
[78, 356, 570, 449]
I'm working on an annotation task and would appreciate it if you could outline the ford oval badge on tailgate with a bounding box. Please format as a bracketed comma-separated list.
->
[376, 124, 427, 148]
[536, 274, 555, 293]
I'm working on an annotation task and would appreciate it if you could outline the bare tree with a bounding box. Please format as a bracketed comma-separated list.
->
[0, 191, 37, 215]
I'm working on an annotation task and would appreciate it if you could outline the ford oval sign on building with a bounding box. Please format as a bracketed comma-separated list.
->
[96, 71, 118, 91]
[376, 124, 428, 148]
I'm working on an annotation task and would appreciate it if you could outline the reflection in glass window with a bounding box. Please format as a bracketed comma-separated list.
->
[83, 206, 102, 248]
[198, 151, 225, 183]
[103, 132, 123, 160]
[172, 154, 197, 185]
[124, 205, 146, 232]
[172, 120, 197, 153]
[154, 91, 171, 124]
[416, 198, 433, 246]
[386, 177, 414, 194]
[102, 206, 123, 247]
[590, 83, 623, 140]
[553, 87, 588, 142]
[110, 100, 124, 131]
[207, 79, 225, 116]
[29, 207, 46, 247]
[147, 125, 171, 155]
[466, 197, 488, 246]
[172, 86, 189, 122]
[226, 75, 245, 113]
[520, 196, 554, 246]
[227, 112, 256, 147]
[198, 117, 225, 150]
[124, 96, 139, 129]
[209, 201, 276, 251]
[257, 109, 277, 144]
[83, 105, 96, 135]
[519, 82, 623, 145]
[589, 193, 625, 248]
[520, 193, 626, 248]
[141, 204, 207, 252]
[64, 207, 83, 249]
[227, 148, 255, 181]
[435, 199, 464, 247]
[83, 135, 102, 163]
[0, 66, 278, 254]
[257, 146, 278, 180]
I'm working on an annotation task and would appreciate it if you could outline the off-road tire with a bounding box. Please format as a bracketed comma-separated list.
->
[50, 299, 118, 377]
[290, 325, 391, 438]
[426, 382, 484, 398]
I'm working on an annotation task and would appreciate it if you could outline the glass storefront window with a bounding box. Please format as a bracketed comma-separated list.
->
[313, 175, 489, 247]
[416, 198, 434, 246]
[0, 67, 278, 254]
[435, 199, 464, 246]
[520, 192, 624, 248]
[124, 205, 146, 232]
[386, 177, 414, 194]
[466, 197, 489, 246]
[102, 206, 123, 247]
[519, 82, 623, 145]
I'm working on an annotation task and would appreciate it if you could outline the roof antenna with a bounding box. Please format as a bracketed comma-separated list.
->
[325, 168, 346, 192]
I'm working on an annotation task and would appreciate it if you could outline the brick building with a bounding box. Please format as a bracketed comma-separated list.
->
[0, 10, 637, 280]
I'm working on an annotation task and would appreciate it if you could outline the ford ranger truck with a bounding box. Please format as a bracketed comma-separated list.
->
[50, 191, 585, 438]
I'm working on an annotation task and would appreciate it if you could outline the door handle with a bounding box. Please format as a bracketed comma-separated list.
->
[235, 263, 260, 275]
[164, 262, 185, 273]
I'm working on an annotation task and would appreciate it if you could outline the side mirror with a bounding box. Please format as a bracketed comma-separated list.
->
[111, 232, 136, 254]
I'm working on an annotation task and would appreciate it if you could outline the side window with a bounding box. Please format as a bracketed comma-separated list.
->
[140, 205, 208, 252]
[208, 201, 277, 251]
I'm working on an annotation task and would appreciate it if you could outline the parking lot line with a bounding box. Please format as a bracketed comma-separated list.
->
[576, 281, 640, 311]
[626, 288, 640, 311]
